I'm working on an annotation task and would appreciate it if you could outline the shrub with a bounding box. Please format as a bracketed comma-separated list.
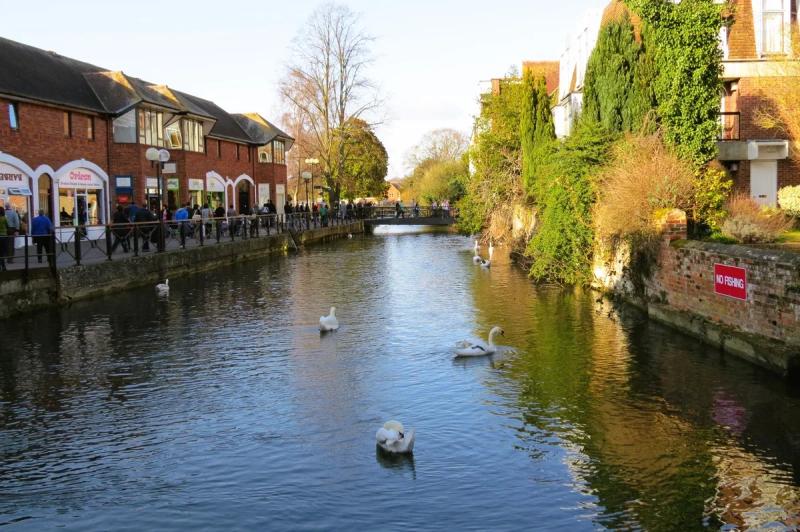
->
[778, 185, 800, 217]
[720, 195, 792, 243]
[693, 166, 733, 233]
[594, 133, 695, 241]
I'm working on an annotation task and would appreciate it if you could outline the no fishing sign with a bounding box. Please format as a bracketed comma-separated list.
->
[714, 264, 747, 301]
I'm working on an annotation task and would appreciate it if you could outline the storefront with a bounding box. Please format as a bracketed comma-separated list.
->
[145, 177, 160, 211]
[258, 183, 270, 208]
[0, 162, 33, 231]
[189, 178, 204, 208]
[206, 175, 226, 210]
[166, 178, 180, 210]
[56, 166, 107, 227]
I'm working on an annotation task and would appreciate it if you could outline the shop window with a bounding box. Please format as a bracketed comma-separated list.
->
[764, 0, 785, 54]
[258, 145, 272, 163]
[113, 109, 136, 143]
[87, 116, 94, 140]
[273, 140, 285, 165]
[63, 112, 72, 138]
[8, 102, 19, 130]
[165, 121, 182, 149]
[138, 108, 164, 147]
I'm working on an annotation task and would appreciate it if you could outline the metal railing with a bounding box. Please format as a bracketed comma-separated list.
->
[367, 205, 458, 219]
[718, 111, 740, 141]
[0, 212, 358, 278]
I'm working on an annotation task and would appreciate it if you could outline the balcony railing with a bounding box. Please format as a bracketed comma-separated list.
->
[718, 111, 740, 141]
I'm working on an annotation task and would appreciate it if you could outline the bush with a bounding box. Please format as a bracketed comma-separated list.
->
[778, 185, 800, 217]
[720, 195, 792, 243]
[694, 167, 733, 233]
[594, 133, 695, 241]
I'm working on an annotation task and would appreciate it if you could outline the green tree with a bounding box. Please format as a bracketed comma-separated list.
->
[626, 0, 724, 165]
[521, 72, 556, 197]
[337, 118, 388, 199]
[582, 10, 654, 134]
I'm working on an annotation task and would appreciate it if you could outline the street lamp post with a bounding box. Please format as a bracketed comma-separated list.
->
[304, 158, 319, 204]
[145, 147, 170, 211]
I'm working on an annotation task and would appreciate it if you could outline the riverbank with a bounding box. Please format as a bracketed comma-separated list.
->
[591, 211, 800, 380]
[0, 221, 362, 319]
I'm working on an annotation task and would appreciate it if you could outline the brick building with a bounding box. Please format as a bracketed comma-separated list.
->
[0, 36, 293, 231]
[718, 0, 799, 206]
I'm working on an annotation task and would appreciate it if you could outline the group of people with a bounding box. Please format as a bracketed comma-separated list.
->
[394, 199, 452, 219]
[0, 204, 54, 270]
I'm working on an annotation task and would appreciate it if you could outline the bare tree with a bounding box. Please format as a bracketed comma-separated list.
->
[280, 3, 381, 204]
[404, 128, 469, 171]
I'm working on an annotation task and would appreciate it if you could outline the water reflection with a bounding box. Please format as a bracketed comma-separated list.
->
[0, 228, 798, 530]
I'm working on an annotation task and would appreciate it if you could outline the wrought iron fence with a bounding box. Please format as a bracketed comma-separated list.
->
[0, 212, 359, 279]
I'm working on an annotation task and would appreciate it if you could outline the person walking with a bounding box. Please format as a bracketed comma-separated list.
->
[31, 209, 53, 263]
[4, 203, 19, 263]
[200, 203, 211, 239]
[110, 205, 130, 254]
[320, 202, 329, 227]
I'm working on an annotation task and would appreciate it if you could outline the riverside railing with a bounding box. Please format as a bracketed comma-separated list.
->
[367, 205, 458, 219]
[0, 212, 355, 277]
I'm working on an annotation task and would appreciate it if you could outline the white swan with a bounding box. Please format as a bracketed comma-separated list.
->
[455, 326, 504, 356]
[319, 307, 339, 331]
[480, 258, 491, 269]
[472, 239, 482, 264]
[376, 420, 415, 454]
[155, 279, 169, 295]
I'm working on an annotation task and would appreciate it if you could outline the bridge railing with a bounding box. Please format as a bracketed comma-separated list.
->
[0, 212, 356, 277]
[368, 205, 457, 219]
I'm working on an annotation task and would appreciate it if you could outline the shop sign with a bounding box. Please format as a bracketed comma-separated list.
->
[206, 177, 225, 192]
[714, 264, 747, 301]
[146, 177, 159, 188]
[162, 163, 177, 174]
[0, 162, 28, 187]
[60, 167, 104, 189]
[189, 178, 204, 191]
[167, 178, 180, 190]
[115, 176, 132, 188]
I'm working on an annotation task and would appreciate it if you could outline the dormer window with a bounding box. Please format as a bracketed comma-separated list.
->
[764, 0, 786, 54]
[165, 122, 182, 149]
[183, 119, 204, 153]
[273, 140, 285, 165]
[258, 145, 272, 163]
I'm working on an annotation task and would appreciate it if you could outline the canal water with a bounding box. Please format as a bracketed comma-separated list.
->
[1, 227, 799, 531]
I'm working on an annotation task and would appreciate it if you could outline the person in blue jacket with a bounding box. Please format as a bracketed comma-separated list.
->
[31, 209, 53, 264]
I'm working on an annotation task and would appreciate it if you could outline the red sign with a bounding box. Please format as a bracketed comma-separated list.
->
[714, 264, 747, 301]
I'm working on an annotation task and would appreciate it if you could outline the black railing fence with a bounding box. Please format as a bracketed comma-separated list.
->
[0, 212, 355, 276]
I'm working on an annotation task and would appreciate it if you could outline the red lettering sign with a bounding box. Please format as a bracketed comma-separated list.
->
[714, 264, 747, 301]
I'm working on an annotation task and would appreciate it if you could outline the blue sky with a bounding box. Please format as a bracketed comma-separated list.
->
[3, 0, 607, 178]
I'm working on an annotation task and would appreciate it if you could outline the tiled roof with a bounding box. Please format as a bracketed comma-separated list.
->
[232, 113, 295, 149]
[0, 36, 106, 112]
[522, 61, 560, 94]
[0, 35, 283, 145]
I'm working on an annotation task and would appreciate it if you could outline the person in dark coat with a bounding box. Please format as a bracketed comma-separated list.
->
[31, 209, 53, 263]
[110, 205, 130, 253]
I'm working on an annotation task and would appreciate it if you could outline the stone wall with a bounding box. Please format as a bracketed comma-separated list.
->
[594, 210, 800, 378]
[0, 221, 362, 318]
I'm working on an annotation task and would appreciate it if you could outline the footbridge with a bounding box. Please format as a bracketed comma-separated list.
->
[364, 206, 457, 227]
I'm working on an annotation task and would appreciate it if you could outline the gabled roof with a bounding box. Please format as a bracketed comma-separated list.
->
[0, 36, 106, 113]
[232, 113, 295, 149]
[0, 35, 288, 147]
[176, 91, 253, 143]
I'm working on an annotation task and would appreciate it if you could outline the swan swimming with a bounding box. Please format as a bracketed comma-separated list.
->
[376, 420, 415, 454]
[480, 258, 491, 269]
[319, 307, 339, 331]
[155, 279, 169, 295]
[472, 239, 482, 264]
[455, 326, 504, 356]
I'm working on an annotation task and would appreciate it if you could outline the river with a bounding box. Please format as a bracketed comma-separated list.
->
[1, 227, 799, 530]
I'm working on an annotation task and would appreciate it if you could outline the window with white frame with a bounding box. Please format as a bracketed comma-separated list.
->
[763, 0, 786, 54]
[182, 119, 204, 153]
[273, 140, 285, 164]
[257, 144, 272, 163]
[165, 121, 182, 149]
[138, 108, 164, 147]
[113, 109, 136, 143]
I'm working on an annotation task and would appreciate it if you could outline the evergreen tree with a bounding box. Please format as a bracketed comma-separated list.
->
[521, 72, 556, 198]
[582, 10, 652, 133]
